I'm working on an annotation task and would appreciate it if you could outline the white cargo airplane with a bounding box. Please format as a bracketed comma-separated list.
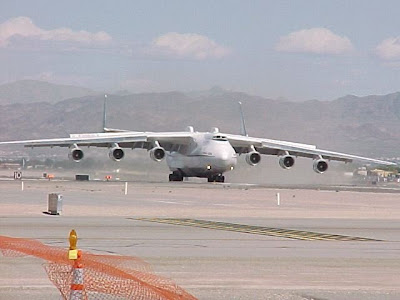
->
[0, 98, 396, 182]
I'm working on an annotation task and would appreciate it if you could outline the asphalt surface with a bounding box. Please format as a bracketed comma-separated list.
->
[0, 179, 399, 299]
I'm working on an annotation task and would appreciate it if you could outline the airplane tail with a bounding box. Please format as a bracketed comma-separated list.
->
[103, 94, 107, 132]
[238, 101, 248, 136]
[102, 94, 129, 133]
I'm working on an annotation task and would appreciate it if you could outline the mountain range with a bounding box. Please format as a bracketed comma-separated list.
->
[0, 80, 399, 158]
[0, 80, 97, 105]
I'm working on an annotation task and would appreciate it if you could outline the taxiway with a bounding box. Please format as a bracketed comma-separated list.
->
[0, 180, 399, 299]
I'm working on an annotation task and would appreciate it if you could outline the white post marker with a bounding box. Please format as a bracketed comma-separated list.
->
[276, 192, 280, 206]
[21, 181, 24, 191]
[124, 182, 128, 195]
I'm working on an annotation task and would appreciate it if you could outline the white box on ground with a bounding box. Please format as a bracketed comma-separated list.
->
[48, 193, 63, 215]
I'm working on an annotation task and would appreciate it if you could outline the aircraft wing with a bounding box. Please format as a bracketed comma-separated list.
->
[0, 131, 193, 151]
[225, 134, 396, 166]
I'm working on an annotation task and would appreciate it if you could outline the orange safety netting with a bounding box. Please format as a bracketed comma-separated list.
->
[0, 235, 197, 300]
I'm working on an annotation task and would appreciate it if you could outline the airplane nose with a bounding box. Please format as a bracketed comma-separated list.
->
[215, 153, 237, 171]
[205, 143, 237, 172]
[220, 152, 230, 161]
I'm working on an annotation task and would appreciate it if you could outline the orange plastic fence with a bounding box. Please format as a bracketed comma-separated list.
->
[0, 235, 197, 300]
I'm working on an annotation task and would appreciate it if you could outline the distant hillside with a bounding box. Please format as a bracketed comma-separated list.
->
[0, 80, 96, 104]
[0, 88, 399, 158]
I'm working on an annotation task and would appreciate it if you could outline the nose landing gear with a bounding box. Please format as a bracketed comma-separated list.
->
[207, 174, 225, 183]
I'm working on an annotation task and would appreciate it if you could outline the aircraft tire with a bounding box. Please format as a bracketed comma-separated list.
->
[169, 172, 183, 182]
[208, 175, 225, 183]
[216, 175, 225, 183]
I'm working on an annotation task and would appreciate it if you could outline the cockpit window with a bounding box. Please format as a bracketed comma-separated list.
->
[212, 135, 228, 141]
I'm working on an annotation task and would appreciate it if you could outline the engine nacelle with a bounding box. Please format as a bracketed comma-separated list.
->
[109, 146, 124, 161]
[68, 147, 84, 162]
[313, 159, 329, 174]
[150, 147, 166, 162]
[246, 151, 261, 166]
[279, 155, 295, 169]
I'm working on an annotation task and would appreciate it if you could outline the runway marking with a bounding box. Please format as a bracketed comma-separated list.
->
[156, 200, 180, 204]
[150, 200, 190, 206]
[135, 218, 382, 242]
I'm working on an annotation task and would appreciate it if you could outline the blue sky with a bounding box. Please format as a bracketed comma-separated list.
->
[1, 1, 400, 100]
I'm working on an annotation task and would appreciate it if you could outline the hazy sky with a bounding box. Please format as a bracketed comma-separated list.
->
[1, 1, 400, 100]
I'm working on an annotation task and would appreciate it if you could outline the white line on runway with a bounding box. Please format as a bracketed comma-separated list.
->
[155, 200, 189, 205]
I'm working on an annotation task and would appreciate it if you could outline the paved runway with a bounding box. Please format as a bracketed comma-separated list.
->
[0, 180, 399, 299]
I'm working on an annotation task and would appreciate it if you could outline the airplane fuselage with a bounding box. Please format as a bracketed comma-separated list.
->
[166, 132, 237, 178]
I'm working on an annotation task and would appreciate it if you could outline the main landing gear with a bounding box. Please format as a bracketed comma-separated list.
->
[207, 174, 225, 183]
[169, 171, 184, 182]
[169, 171, 225, 183]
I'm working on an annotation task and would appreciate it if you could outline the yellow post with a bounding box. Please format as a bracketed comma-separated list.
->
[68, 229, 84, 300]
[68, 230, 78, 260]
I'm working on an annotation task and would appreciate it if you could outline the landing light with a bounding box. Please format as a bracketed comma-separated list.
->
[206, 165, 212, 170]
[230, 166, 234, 170]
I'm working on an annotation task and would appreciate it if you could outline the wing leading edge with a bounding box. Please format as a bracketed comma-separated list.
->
[0, 131, 194, 151]
[225, 133, 396, 166]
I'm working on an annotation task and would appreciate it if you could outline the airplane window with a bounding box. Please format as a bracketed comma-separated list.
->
[212, 135, 227, 141]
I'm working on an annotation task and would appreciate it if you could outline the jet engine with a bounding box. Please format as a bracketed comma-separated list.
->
[246, 151, 261, 166]
[109, 146, 124, 161]
[150, 146, 166, 162]
[279, 155, 295, 169]
[68, 146, 84, 162]
[313, 158, 328, 174]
